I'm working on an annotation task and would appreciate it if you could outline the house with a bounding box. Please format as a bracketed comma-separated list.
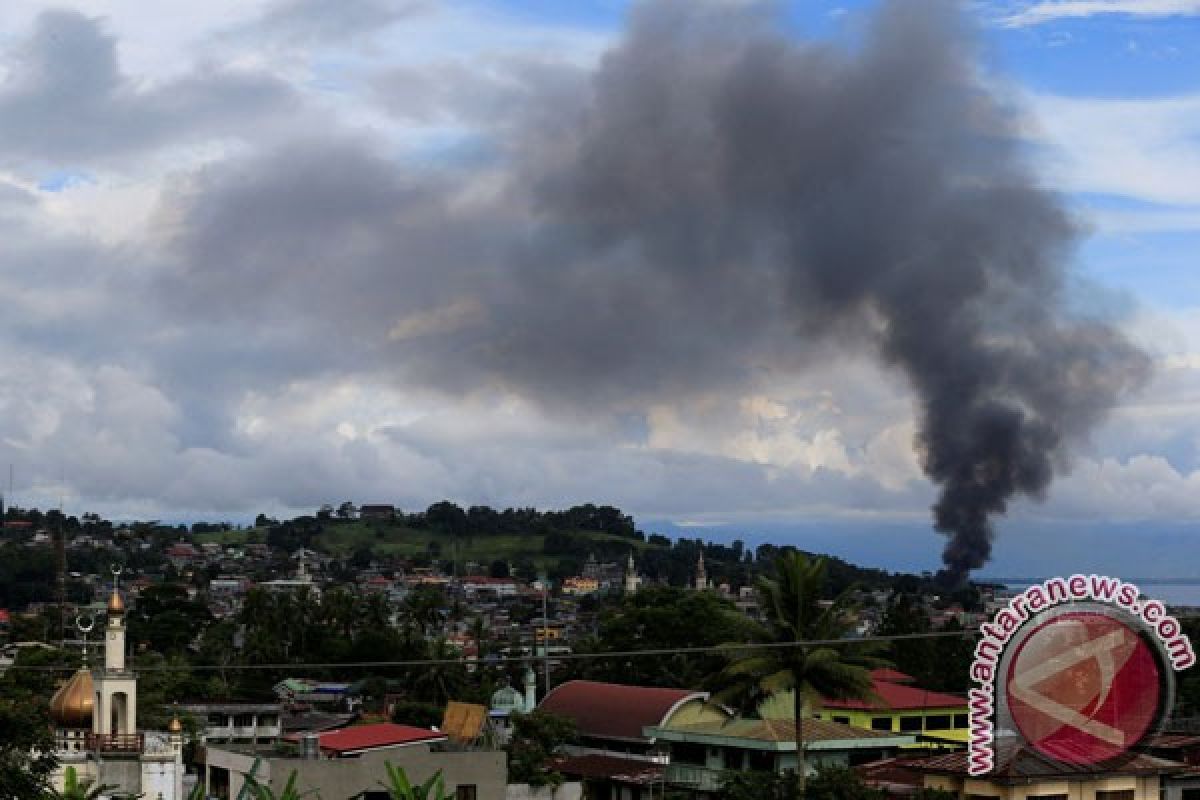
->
[563, 577, 600, 596]
[179, 702, 283, 746]
[274, 679, 359, 711]
[359, 505, 396, 521]
[460, 576, 519, 597]
[204, 723, 504, 799]
[645, 715, 917, 796]
[860, 740, 1200, 799]
[783, 668, 968, 745]
[166, 542, 202, 569]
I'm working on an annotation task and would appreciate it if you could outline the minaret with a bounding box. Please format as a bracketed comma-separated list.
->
[623, 552, 638, 594]
[94, 567, 138, 742]
[523, 666, 537, 713]
[694, 551, 707, 591]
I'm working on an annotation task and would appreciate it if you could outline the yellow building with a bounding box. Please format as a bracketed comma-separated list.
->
[763, 669, 970, 745]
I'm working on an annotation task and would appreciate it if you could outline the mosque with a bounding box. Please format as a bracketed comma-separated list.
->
[47, 576, 186, 798]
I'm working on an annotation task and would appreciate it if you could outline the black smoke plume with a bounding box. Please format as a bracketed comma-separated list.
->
[165, 0, 1149, 579]
[507, 0, 1148, 580]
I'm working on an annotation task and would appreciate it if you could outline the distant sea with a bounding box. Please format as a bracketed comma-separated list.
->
[987, 580, 1200, 608]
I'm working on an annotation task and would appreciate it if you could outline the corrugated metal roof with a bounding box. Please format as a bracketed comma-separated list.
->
[539, 680, 705, 742]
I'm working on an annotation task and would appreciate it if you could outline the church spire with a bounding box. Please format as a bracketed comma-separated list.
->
[694, 550, 707, 591]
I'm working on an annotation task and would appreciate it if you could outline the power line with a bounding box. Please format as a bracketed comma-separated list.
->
[2, 629, 973, 673]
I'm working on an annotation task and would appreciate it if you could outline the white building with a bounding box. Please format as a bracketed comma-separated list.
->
[48, 584, 186, 798]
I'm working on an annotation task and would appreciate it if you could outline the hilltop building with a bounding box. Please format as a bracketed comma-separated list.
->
[48, 579, 186, 798]
[694, 551, 707, 591]
[624, 552, 639, 594]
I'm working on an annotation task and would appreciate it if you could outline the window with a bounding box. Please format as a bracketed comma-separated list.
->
[455, 786, 476, 800]
[1026, 795, 1066, 800]
[832, 715, 850, 725]
[1095, 792, 1134, 800]
[871, 717, 893, 731]
[899, 716, 923, 732]
[953, 713, 968, 728]
[925, 715, 952, 731]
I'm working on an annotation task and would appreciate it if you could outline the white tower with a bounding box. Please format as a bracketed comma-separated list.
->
[523, 666, 537, 712]
[694, 551, 707, 591]
[624, 552, 639, 594]
[94, 567, 138, 742]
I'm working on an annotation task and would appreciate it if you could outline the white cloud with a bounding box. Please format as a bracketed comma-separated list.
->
[1024, 92, 1200, 208]
[1006, 0, 1200, 27]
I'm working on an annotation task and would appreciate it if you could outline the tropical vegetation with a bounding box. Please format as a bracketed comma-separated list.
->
[710, 552, 886, 796]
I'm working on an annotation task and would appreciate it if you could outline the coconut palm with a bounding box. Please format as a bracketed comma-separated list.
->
[379, 763, 452, 800]
[43, 766, 115, 800]
[710, 551, 887, 796]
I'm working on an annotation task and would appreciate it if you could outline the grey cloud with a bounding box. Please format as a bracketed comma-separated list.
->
[233, 0, 433, 46]
[154, 0, 1146, 577]
[0, 10, 299, 166]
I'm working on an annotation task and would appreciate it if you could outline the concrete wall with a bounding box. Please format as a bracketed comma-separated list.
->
[927, 773, 1163, 799]
[506, 782, 583, 800]
[270, 748, 505, 800]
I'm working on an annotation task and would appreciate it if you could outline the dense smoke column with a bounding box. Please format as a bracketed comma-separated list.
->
[161, 0, 1151, 578]
[509, 0, 1150, 580]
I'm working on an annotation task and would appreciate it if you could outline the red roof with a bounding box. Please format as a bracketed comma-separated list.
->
[552, 754, 664, 786]
[896, 743, 1187, 782]
[870, 668, 915, 684]
[822, 677, 964, 711]
[0, 609, 9, 624]
[539, 681, 705, 742]
[310, 723, 446, 755]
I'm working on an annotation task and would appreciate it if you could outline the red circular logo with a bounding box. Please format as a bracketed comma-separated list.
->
[1006, 611, 1163, 764]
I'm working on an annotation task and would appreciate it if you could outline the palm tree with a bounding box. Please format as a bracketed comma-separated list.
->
[379, 763, 452, 800]
[43, 766, 115, 800]
[710, 552, 886, 796]
[241, 769, 318, 800]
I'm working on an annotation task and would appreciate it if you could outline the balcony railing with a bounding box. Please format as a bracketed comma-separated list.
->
[85, 733, 144, 754]
[666, 764, 723, 792]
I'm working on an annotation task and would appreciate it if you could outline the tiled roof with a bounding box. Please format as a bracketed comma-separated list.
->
[552, 754, 663, 785]
[1148, 732, 1200, 750]
[311, 723, 446, 755]
[898, 742, 1188, 783]
[870, 668, 915, 684]
[539, 680, 705, 742]
[665, 716, 906, 745]
[821, 678, 965, 711]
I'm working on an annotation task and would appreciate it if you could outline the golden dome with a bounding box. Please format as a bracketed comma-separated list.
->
[167, 716, 183, 733]
[49, 668, 94, 729]
[107, 589, 125, 616]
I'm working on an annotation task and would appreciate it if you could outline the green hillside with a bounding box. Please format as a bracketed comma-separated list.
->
[315, 520, 664, 561]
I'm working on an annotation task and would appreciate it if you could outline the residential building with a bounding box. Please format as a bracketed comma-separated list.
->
[204, 722, 505, 800]
[779, 668, 968, 745]
[646, 715, 916, 796]
[359, 504, 396, 520]
[860, 740, 1200, 799]
[179, 702, 283, 746]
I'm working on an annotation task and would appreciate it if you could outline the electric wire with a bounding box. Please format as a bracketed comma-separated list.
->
[2, 629, 976, 672]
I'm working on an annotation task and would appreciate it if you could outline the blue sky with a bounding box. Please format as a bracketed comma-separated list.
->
[0, 0, 1198, 580]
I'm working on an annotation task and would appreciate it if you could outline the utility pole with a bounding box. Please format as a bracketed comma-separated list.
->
[537, 580, 551, 696]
